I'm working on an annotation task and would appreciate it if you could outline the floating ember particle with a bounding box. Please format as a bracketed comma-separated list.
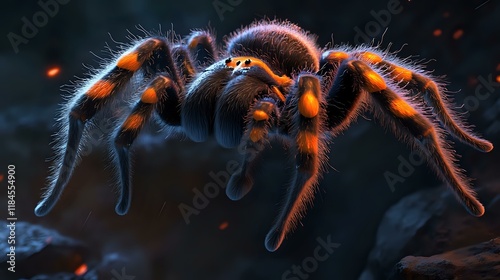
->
[74, 263, 88, 276]
[453, 29, 464, 40]
[496, 75, 500, 83]
[433, 29, 442, 37]
[46, 67, 61, 77]
[219, 221, 229, 230]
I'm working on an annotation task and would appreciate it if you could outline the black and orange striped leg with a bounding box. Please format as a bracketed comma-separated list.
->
[113, 75, 180, 215]
[187, 31, 217, 68]
[370, 87, 484, 216]
[226, 98, 276, 201]
[346, 59, 484, 216]
[408, 73, 493, 152]
[265, 74, 323, 252]
[35, 38, 180, 217]
[352, 50, 493, 153]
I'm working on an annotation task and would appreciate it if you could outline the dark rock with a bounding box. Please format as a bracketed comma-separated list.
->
[392, 238, 500, 280]
[360, 183, 500, 280]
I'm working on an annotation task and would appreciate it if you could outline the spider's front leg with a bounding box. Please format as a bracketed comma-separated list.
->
[265, 74, 325, 252]
[113, 75, 182, 214]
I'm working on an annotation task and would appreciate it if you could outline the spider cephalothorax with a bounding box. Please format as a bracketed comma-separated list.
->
[35, 20, 493, 252]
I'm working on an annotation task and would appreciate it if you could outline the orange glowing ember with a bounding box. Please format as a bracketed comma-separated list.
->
[46, 67, 61, 77]
[453, 29, 464, 40]
[74, 263, 88, 276]
[496, 75, 500, 83]
[433, 29, 442, 37]
[219, 221, 229, 230]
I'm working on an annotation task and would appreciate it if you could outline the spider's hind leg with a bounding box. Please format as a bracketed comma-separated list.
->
[353, 50, 493, 153]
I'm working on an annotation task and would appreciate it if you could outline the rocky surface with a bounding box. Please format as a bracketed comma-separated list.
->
[392, 238, 500, 280]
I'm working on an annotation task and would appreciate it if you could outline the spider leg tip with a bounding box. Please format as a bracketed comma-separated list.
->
[34, 201, 50, 217]
[265, 227, 284, 252]
[226, 173, 253, 201]
[115, 202, 130, 216]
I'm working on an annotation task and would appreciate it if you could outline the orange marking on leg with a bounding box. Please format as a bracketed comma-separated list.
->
[249, 127, 265, 142]
[122, 114, 144, 131]
[326, 51, 349, 61]
[391, 65, 413, 81]
[271, 86, 286, 102]
[298, 91, 319, 118]
[297, 131, 318, 154]
[359, 52, 382, 64]
[117, 52, 141, 71]
[390, 99, 417, 117]
[86, 80, 115, 99]
[253, 110, 269, 121]
[141, 88, 158, 104]
[363, 70, 387, 92]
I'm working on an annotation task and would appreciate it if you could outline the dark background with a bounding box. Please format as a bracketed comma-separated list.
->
[1, 0, 499, 279]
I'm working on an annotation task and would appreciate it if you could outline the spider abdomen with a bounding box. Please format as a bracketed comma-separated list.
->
[227, 21, 320, 76]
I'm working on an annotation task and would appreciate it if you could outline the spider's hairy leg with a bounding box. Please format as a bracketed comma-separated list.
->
[226, 98, 276, 200]
[113, 75, 181, 215]
[320, 51, 367, 133]
[355, 50, 493, 153]
[187, 31, 217, 68]
[265, 74, 324, 252]
[35, 38, 180, 217]
[171, 45, 197, 83]
[349, 59, 484, 216]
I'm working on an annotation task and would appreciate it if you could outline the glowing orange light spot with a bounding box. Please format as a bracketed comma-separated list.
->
[433, 29, 442, 37]
[496, 75, 500, 83]
[453, 29, 464, 40]
[219, 221, 229, 230]
[46, 67, 60, 77]
[74, 263, 88, 276]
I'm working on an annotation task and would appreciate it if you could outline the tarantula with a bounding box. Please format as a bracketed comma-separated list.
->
[35, 20, 493, 252]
